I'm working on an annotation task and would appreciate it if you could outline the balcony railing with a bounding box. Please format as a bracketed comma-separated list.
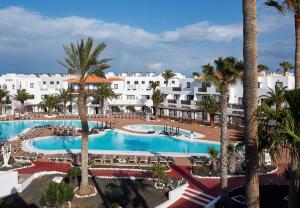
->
[228, 104, 243, 109]
[198, 87, 207, 92]
[168, 99, 177, 104]
[181, 100, 191, 105]
[68, 88, 97, 94]
[172, 87, 181, 91]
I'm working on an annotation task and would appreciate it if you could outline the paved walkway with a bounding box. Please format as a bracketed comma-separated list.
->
[17, 162, 288, 208]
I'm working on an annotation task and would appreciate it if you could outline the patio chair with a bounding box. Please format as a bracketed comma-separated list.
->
[138, 155, 148, 164]
[128, 155, 137, 164]
[149, 156, 158, 164]
[159, 156, 168, 165]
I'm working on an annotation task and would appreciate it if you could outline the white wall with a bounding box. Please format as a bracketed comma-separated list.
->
[0, 171, 19, 197]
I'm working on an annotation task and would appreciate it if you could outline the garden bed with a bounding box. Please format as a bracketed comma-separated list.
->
[89, 164, 171, 172]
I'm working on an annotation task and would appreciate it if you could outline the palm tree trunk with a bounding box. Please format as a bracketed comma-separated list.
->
[155, 105, 158, 120]
[243, 1, 260, 208]
[78, 81, 90, 195]
[288, 152, 298, 208]
[101, 98, 105, 116]
[0, 102, 2, 115]
[48, 107, 52, 115]
[21, 102, 25, 114]
[209, 113, 215, 127]
[219, 91, 229, 206]
[63, 102, 67, 115]
[295, 14, 300, 89]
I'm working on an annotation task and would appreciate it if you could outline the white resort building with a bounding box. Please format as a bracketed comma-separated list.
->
[0, 71, 295, 124]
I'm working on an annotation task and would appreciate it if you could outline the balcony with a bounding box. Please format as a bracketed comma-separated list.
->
[181, 100, 191, 105]
[228, 104, 243, 109]
[172, 87, 181, 91]
[167, 99, 177, 104]
[198, 87, 207, 92]
[67, 88, 97, 94]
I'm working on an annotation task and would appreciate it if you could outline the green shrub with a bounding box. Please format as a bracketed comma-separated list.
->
[151, 164, 167, 178]
[67, 167, 80, 184]
[40, 181, 74, 208]
[88, 158, 95, 167]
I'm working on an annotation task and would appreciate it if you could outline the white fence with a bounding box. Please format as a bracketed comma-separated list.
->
[0, 171, 18, 198]
[155, 182, 188, 208]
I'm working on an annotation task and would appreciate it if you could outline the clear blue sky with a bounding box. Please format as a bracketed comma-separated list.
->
[0, 0, 294, 75]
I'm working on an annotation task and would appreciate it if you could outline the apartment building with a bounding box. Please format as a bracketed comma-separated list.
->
[0, 71, 295, 120]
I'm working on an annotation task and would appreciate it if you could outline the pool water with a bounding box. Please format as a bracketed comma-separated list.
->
[124, 124, 203, 138]
[0, 120, 97, 139]
[32, 130, 219, 154]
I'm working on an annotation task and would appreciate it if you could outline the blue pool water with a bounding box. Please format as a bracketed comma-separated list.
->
[0, 120, 97, 139]
[124, 124, 202, 137]
[32, 130, 220, 154]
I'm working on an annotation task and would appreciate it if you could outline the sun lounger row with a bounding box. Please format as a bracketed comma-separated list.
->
[14, 153, 44, 163]
[190, 156, 210, 165]
[57, 115, 80, 119]
[90, 155, 175, 165]
[17, 127, 45, 140]
[113, 113, 144, 119]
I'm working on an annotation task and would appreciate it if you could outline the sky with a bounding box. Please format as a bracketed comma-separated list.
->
[0, 0, 294, 76]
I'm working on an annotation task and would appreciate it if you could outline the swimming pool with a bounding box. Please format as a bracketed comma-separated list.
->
[0, 120, 97, 140]
[30, 130, 219, 155]
[123, 124, 204, 138]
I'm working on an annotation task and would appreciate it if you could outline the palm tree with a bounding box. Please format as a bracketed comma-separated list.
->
[151, 89, 164, 120]
[0, 89, 9, 115]
[227, 143, 237, 173]
[257, 64, 269, 73]
[41, 94, 59, 115]
[13, 89, 33, 114]
[197, 96, 219, 127]
[150, 81, 160, 116]
[57, 89, 74, 115]
[260, 89, 300, 208]
[95, 83, 117, 116]
[192, 72, 200, 77]
[58, 37, 111, 196]
[162, 69, 175, 87]
[262, 85, 287, 111]
[265, 1, 299, 87]
[202, 57, 243, 205]
[208, 146, 218, 171]
[243, 1, 260, 207]
[279, 61, 294, 76]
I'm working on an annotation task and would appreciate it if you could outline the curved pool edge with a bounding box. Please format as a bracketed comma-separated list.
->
[123, 124, 205, 139]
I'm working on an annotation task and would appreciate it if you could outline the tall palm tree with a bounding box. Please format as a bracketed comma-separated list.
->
[279, 61, 294, 76]
[58, 37, 111, 195]
[162, 69, 175, 87]
[262, 85, 287, 111]
[243, 1, 260, 207]
[257, 64, 269, 73]
[151, 89, 164, 120]
[95, 83, 117, 116]
[197, 96, 219, 127]
[41, 94, 59, 115]
[192, 72, 200, 77]
[0, 89, 9, 115]
[57, 89, 74, 115]
[265, 0, 300, 87]
[260, 89, 300, 208]
[150, 81, 160, 116]
[13, 89, 33, 114]
[202, 57, 243, 205]
[208, 146, 218, 171]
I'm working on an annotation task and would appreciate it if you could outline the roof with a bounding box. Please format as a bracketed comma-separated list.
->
[195, 76, 205, 81]
[107, 76, 123, 81]
[65, 75, 111, 84]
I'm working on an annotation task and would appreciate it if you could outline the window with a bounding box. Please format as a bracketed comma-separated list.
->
[172, 81, 175, 84]
[56, 81, 60, 84]
[157, 81, 160, 84]
[127, 95, 135, 100]
[164, 81, 167, 84]
[50, 81, 54, 85]
[257, 82, 262, 88]
[2, 84, 7, 90]
[187, 82, 191, 88]
[114, 84, 118, 89]
[149, 81, 153, 84]
[43, 81, 46, 85]
[142, 81, 145, 84]
[12, 84, 15, 90]
[30, 83, 34, 88]
[127, 81, 130, 84]
[174, 94, 180, 99]
[134, 81, 138, 84]
[275, 82, 283, 88]
[142, 95, 150, 100]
